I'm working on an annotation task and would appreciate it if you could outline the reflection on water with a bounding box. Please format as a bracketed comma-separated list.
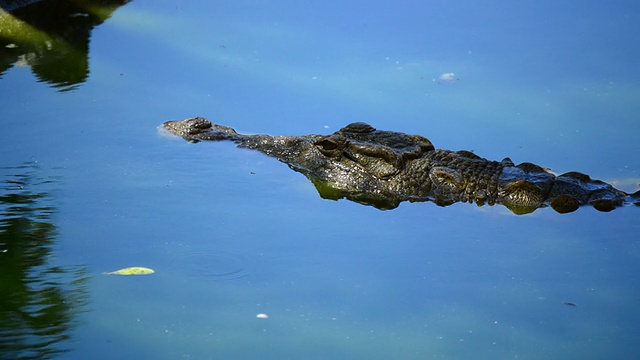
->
[0, 163, 89, 359]
[0, 0, 129, 91]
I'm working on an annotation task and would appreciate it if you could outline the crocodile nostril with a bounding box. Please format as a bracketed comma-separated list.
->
[190, 117, 212, 129]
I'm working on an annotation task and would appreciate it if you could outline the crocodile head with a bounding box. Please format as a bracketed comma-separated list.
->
[162, 118, 435, 209]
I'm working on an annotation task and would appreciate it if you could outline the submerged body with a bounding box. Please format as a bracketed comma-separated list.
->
[162, 117, 638, 214]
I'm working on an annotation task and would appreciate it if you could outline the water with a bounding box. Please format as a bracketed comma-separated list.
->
[1, 0, 639, 358]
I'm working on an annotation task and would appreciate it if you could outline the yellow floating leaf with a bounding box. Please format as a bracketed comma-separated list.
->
[103, 266, 155, 275]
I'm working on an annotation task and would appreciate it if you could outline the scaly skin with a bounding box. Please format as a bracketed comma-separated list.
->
[162, 117, 638, 214]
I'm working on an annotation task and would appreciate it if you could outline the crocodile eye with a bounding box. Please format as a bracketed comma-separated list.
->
[318, 139, 338, 151]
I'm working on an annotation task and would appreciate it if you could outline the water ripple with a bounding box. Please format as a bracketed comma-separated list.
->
[181, 250, 249, 281]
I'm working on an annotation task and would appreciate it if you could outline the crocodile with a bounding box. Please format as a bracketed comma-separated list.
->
[161, 117, 639, 214]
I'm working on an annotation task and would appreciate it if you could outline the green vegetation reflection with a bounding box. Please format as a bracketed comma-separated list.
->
[0, 163, 89, 359]
[0, 0, 130, 91]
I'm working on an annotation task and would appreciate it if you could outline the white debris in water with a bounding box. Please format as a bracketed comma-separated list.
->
[434, 72, 459, 84]
[256, 313, 269, 319]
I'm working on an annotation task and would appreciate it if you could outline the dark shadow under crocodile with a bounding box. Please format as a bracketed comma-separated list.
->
[161, 117, 640, 214]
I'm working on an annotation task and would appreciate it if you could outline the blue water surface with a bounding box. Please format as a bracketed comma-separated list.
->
[1, 0, 639, 359]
